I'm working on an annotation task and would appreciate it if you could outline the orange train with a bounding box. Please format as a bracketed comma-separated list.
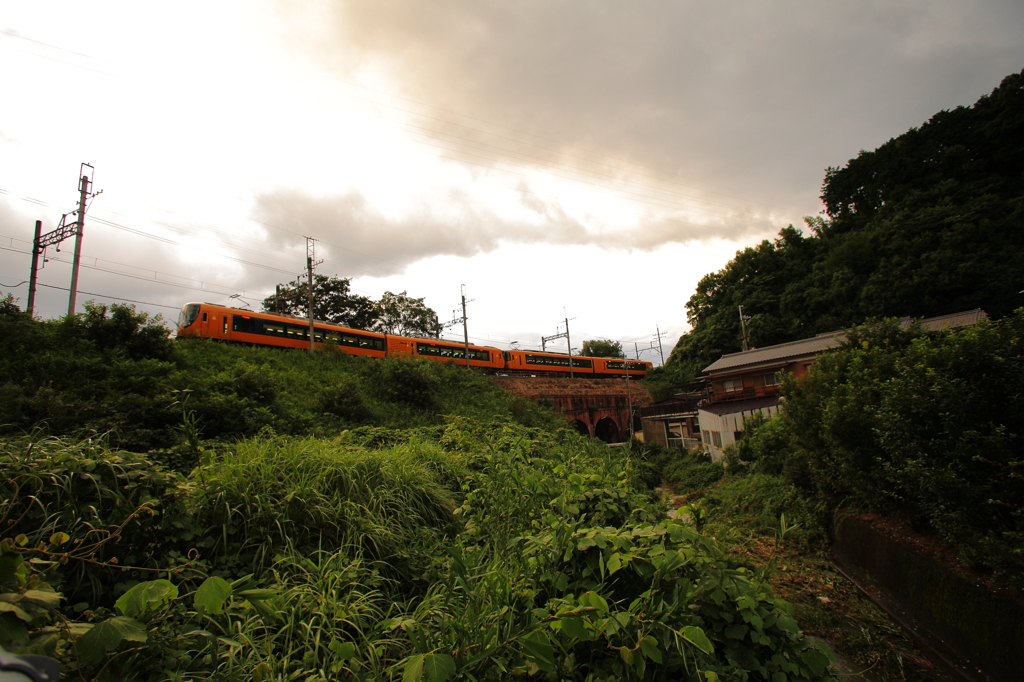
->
[176, 302, 652, 378]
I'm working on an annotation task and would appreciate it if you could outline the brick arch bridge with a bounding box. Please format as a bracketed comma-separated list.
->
[491, 377, 651, 443]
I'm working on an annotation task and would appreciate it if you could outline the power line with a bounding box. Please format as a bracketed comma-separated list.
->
[0, 244, 273, 300]
[2, 189, 399, 284]
[34, 282, 180, 310]
[0, 192, 301, 277]
[0, 28, 110, 63]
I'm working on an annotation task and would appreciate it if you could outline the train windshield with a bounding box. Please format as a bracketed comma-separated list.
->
[178, 304, 200, 329]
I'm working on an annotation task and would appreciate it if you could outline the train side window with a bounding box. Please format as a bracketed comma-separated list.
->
[233, 316, 258, 334]
[222, 318, 228, 334]
[202, 312, 208, 322]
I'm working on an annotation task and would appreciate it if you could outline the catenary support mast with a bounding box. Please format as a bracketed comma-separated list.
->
[67, 164, 100, 316]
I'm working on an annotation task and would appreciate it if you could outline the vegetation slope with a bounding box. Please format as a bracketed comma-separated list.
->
[0, 299, 836, 682]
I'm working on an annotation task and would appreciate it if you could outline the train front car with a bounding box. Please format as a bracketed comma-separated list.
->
[176, 302, 204, 338]
[387, 336, 505, 370]
[176, 302, 233, 340]
[502, 350, 596, 376]
[592, 358, 652, 378]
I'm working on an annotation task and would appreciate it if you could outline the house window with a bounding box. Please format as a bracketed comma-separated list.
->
[722, 378, 743, 393]
[764, 372, 780, 386]
[734, 431, 744, 442]
[711, 431, 722, 448]
[702, 430, 710, 444]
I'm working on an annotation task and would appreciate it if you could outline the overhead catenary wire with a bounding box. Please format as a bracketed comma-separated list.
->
[3, 242, 670, 352]
[34, 282, 180, 310]
[0, 244, 273, 301]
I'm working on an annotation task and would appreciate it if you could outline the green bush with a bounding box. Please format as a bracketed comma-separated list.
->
[318, 376, 373, 423]
[663, 450, 725, 492]
[187, 434, 460, 579]
[0, 418, 835, 681]
[783, 312, 1024, 575]
[0, 434, 188, 607]
[702, 474, 829, 548]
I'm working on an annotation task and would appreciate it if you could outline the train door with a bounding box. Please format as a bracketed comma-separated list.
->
[386, 336, 416, 357]
[200, 310, 210, 336]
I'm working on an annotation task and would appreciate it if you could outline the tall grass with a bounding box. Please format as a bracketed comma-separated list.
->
[189, 435, 461, 577]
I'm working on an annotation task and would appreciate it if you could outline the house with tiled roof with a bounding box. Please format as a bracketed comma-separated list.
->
[698, 309, 987, 462]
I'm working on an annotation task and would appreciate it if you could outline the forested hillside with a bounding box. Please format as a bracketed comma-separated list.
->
[656, 70, 1024, 386]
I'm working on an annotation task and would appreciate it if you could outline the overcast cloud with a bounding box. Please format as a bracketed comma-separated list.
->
[252, 0, 1024, 264]
[1, 1, 1021, 353]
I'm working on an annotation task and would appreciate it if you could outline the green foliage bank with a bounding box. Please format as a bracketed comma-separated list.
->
[1, 426, 834, 681]
[737, 311, 1024, 579]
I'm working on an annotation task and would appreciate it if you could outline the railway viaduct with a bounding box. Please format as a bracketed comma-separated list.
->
[491, 377, 651, 442]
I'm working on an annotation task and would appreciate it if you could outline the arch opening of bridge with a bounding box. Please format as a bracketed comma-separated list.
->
[570, 419, 590, 437]
[594, 416, 620, 443]
[490, 376, 649, 445]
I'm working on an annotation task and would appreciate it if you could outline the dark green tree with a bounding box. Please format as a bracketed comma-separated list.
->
[63, 301, 175, 361]
[371, 291, 441, 338]
[0, 292, 23, 317]
[580, 339, 624, 358]
[262, 275, 377, 329]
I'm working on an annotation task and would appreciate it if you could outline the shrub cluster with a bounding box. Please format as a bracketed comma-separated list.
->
[734, 311, 1024, 577]
[1, 422, 835, 681]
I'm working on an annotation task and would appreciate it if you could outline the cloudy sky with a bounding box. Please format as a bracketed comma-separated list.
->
[2, 1, 1021, 361]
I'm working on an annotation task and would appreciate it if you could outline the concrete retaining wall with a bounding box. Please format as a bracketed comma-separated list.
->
[832, 514, 1024, 682]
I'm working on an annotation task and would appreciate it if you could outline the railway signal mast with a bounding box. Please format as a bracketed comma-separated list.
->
[442, 285, 474, 367]
[27, 163, 101, 317]
[305, 236, 323, 354]
[541, 310, 576, 378]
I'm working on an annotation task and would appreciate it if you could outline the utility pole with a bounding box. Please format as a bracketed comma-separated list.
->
[28, 165, 101, 318]
[460, 285, 471, 368]
[624, 357, 633, 441]
[564, 310, 575, 378]
[442, 285, 474, 367]
[275, 284, 283, 314]
[655, 325, 665, 365]
[27, 220, 42, 317]
[738, 305, 751, 352]
[66, 164, 100, 316]
[305, 236, 322, 353]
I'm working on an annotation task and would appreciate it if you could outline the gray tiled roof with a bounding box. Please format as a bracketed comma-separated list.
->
[702, 309, 987, 375]
[703, 331, 844, 374]
[903, 308, 987, 331]
[699, 396, 781, 416]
